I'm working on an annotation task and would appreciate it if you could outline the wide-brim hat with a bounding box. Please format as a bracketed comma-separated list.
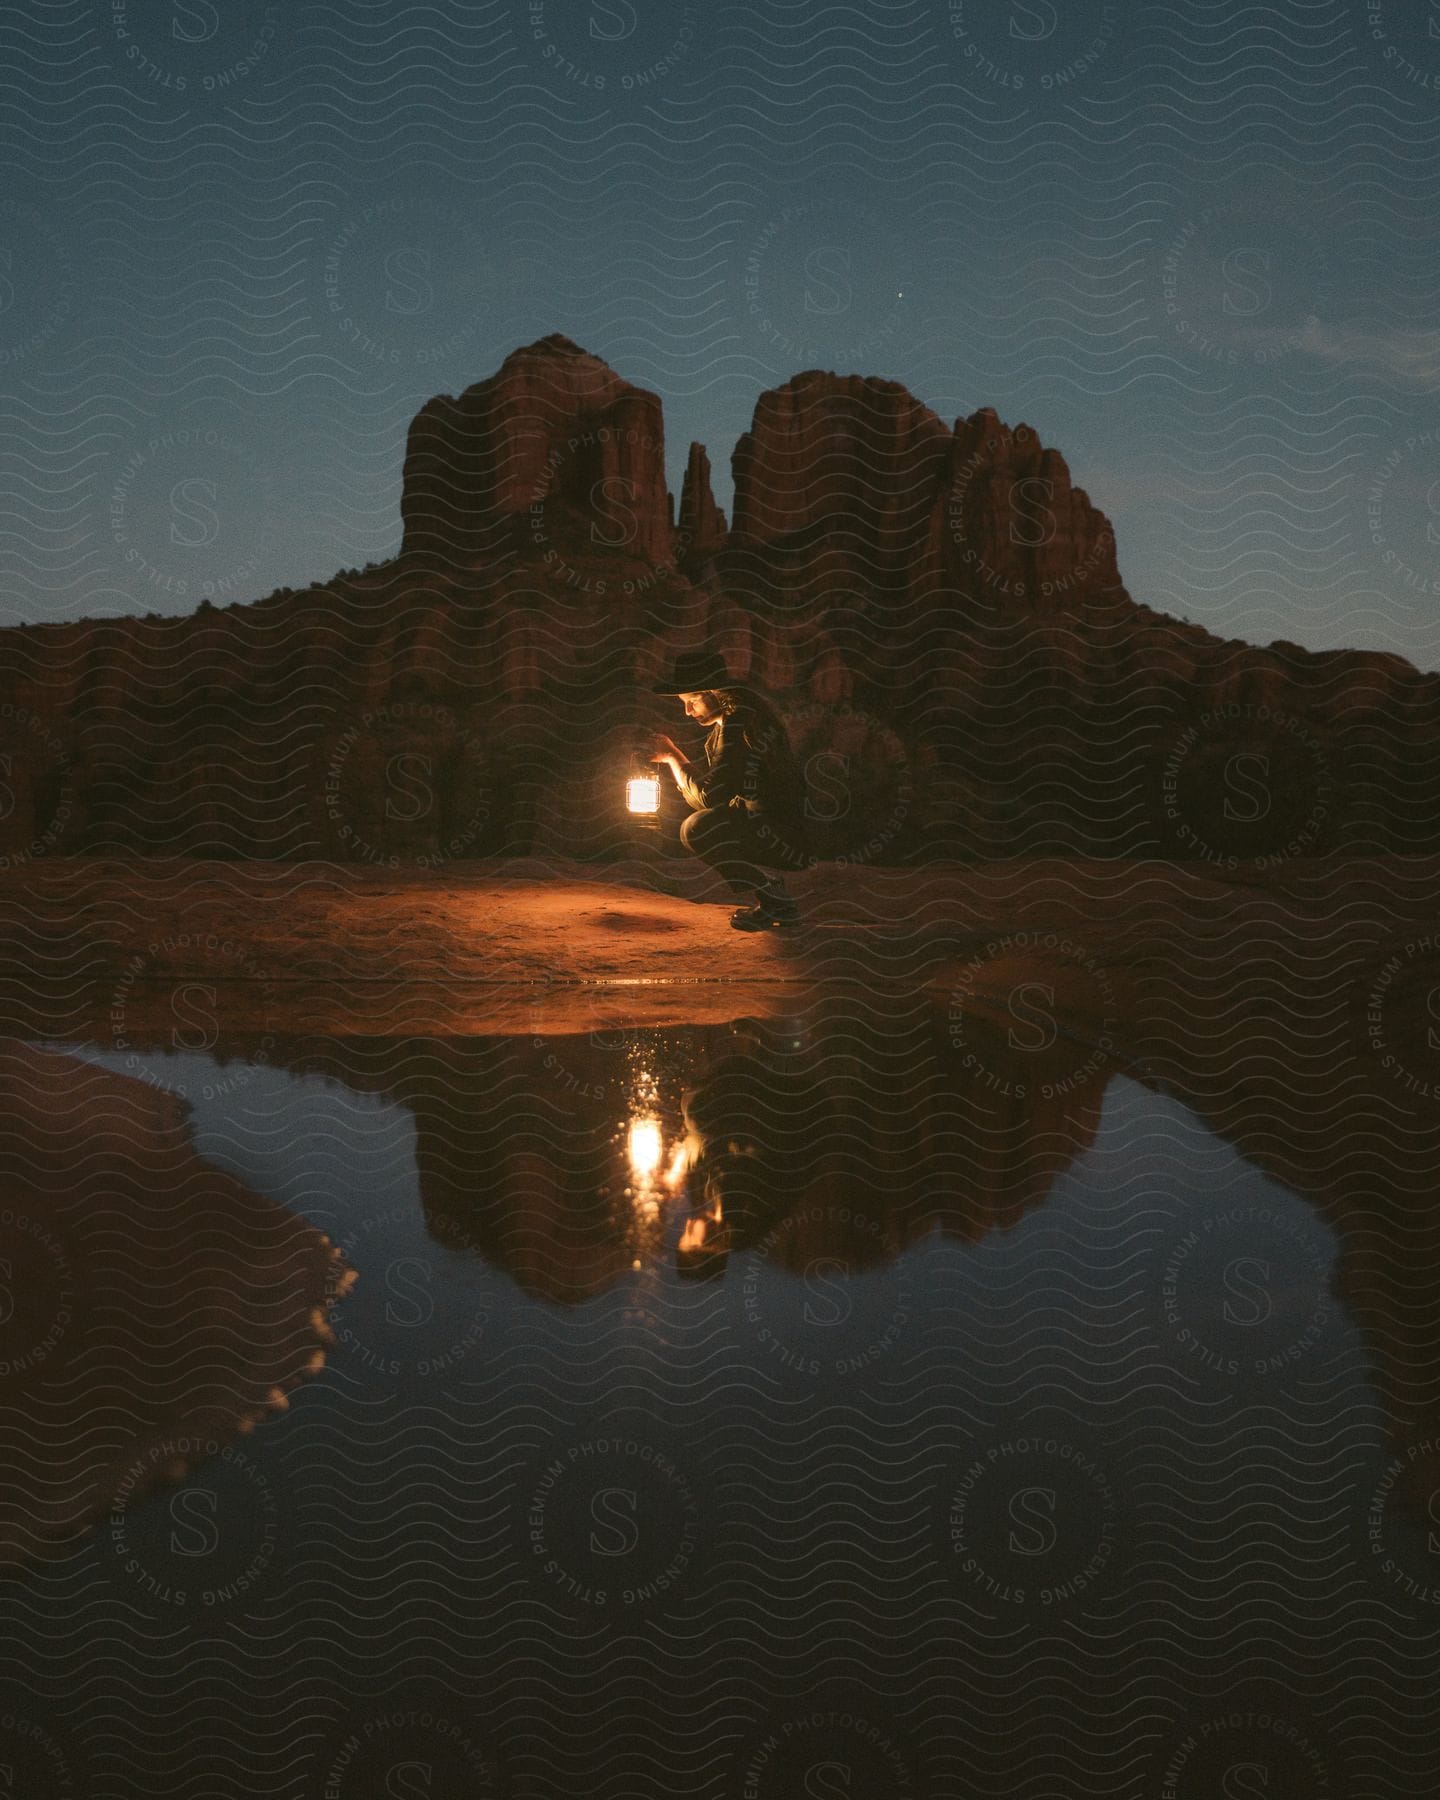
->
[650, 650, 736, 694]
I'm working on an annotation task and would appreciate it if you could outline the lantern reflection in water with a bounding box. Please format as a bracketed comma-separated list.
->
[627, 1116, 663, 1181]
[624, 1057, 669, 1239]
[609, 1039, 702, 1279]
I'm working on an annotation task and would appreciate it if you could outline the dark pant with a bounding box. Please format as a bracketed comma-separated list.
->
[679, 806, 810, 896]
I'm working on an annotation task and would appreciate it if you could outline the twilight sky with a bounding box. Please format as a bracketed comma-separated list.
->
[4, 0, 1440, 667]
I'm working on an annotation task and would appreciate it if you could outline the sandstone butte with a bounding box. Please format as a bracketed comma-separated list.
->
[0, 330, 1437, 864]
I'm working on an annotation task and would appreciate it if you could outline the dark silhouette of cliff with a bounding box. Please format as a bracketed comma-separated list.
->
[1, 331, 1437, 863]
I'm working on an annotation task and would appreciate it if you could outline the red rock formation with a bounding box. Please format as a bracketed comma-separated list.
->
[401, 333, 675, 567]
[676, 441, 728, 577]
[725, 373, 1123, 615]
[929, 408, 1125, 611]
[728, 371, 951, 602]
[1, 335, 1439, 865]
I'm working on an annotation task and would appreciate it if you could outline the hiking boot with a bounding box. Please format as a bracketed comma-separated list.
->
[730, 905, 770, 931]
[730, 892, 801, 931]
[757, 884, 800, 923]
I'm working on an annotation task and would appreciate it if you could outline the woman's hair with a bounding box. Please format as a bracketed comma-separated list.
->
[708, 685, 797, 762]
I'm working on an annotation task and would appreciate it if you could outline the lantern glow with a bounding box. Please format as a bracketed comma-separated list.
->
[626, 774, 660, 816]
[627, 1116, 663, 1179]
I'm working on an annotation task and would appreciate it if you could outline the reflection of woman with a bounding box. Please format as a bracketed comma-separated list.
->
[649, 651, 810, 932]
[676, 1151, 766, 1280]
[673, 990, 1115, 1282]
[675, 1043, 808, 1278]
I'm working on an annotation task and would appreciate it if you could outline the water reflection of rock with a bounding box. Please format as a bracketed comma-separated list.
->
[673, 990, 1107, 1277]
[398, 1031, 708, 1304]
[287, 1031, 715, 1306]
[166, 948, 1440, 1507]
[1140, 952, 1440, 1513]
[171, 990, 1109, 1305]
[0, 1040, 350, 1572]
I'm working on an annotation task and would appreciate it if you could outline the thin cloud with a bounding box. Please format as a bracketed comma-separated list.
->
[1246, 318, 1440, 387]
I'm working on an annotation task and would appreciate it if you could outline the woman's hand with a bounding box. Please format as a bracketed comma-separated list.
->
[651, 734, 687, 765]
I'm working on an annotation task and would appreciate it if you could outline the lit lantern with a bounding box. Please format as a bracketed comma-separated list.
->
[626, 771, 661, 818]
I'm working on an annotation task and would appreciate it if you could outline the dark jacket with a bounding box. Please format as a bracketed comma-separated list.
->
[675, 701, 806, 837]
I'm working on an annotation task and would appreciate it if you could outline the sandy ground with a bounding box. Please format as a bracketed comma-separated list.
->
[3, 849, 1436, 1040]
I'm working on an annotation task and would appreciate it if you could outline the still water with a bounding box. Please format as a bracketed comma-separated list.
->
[3, 998, 1436, 1799]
